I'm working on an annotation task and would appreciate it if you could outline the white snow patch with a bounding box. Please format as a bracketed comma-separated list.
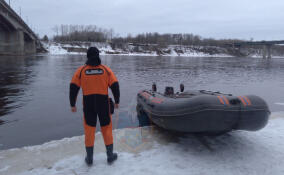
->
[47, 44, 68, 55]
[1, 112, 284, 175]
[22, 136, 83, 152]
[250, 54, 284, 58]
[270, 111, 284, 119]
[0, 166, 10, 172]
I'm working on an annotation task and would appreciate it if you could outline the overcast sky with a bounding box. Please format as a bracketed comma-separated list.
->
[7, 0, 284, 40]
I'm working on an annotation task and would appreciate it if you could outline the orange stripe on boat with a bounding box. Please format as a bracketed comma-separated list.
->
[141, 92, 151, 99]
[217, 96, 225, 105]
[243, 96, 252, 106]
[222, 96, 230, 105]
[238, 96, 247, 106]
[151, 98, 164, 104]
[153, 97, 164, 103]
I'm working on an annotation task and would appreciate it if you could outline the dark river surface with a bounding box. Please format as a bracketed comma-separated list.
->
[0, 55, 284, 150]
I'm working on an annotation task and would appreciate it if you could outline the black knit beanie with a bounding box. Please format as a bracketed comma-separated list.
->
[86, 47, 101, 66]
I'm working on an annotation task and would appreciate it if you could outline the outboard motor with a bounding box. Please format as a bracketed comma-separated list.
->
[152, 83, 157, 92]
[165, 87, 174, 96]
[180, 84, 184, 92]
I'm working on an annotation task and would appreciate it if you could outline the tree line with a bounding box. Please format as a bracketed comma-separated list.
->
[52, 25, 114, 42]
[51, 24, 244, 47]
[113, 33, 244, 47]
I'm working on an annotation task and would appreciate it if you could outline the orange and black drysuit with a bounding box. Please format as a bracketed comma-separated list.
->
[69, 62, 120, 163]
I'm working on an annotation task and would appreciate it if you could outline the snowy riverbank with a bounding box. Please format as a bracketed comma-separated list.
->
[44, 42, 233, 57]
[1, 112, 284, 175]
[43, 42, 284, 58]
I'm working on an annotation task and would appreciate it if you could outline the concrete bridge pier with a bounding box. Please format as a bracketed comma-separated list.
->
[23, 32, 36, 54]
[15, 30, 25, 55]
[0, 30, 24, 55]
[13, 30, 37, 55]
[0, 29, 21, 55]
[263, 44, 272, 59]
[0, 29, 36, 55]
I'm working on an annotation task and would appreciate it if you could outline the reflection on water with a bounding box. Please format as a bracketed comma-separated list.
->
[0, 55, 284, 150]
[0, 56, 39, 124]
[0, 88, 23, 116]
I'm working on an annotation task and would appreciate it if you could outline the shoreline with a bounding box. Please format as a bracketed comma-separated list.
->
[47, 52, 234, 58]
[1, 112, 284, 175]
[46, 52, 284, 59]
[45, 43, 234, 58]
[44, 43, 284, 58]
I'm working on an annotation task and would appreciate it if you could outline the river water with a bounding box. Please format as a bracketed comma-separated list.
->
[0, 55, 284, 150]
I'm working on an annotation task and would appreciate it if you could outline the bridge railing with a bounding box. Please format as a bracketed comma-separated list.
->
[0, 0, 38, 40]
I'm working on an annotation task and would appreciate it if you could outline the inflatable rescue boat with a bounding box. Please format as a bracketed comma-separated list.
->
[137, 84, 270, 133]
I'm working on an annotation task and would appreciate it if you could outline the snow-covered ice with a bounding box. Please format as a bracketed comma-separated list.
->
[0, 166, 10, 173]
[1, 112, 284, 175]
[250, 54, 284, 58]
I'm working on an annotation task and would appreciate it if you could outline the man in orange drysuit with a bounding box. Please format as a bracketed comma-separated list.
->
[69, 47, 120, 166]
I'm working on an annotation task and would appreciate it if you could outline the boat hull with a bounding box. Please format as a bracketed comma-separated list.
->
[137, 90, 270, 133]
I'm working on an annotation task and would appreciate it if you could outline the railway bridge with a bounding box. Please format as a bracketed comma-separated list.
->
[231, 40, 284, 59]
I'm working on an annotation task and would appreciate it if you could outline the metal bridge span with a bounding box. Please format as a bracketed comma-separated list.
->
[232, 40, 284, 59]
[0, 0, 40, 55]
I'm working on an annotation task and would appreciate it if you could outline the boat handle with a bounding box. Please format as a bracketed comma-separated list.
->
[229, 99, 241, 105]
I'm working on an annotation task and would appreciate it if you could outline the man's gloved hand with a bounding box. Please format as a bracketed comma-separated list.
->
[114, 104, 119, 109]
[71, 106, 77, 113]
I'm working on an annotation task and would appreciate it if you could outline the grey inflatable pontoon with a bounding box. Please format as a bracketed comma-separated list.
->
[137, 86, 270, 133]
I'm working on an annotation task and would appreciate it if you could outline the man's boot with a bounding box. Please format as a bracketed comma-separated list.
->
[85, 147, 93, 166]
[106, 144, 117, 164]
